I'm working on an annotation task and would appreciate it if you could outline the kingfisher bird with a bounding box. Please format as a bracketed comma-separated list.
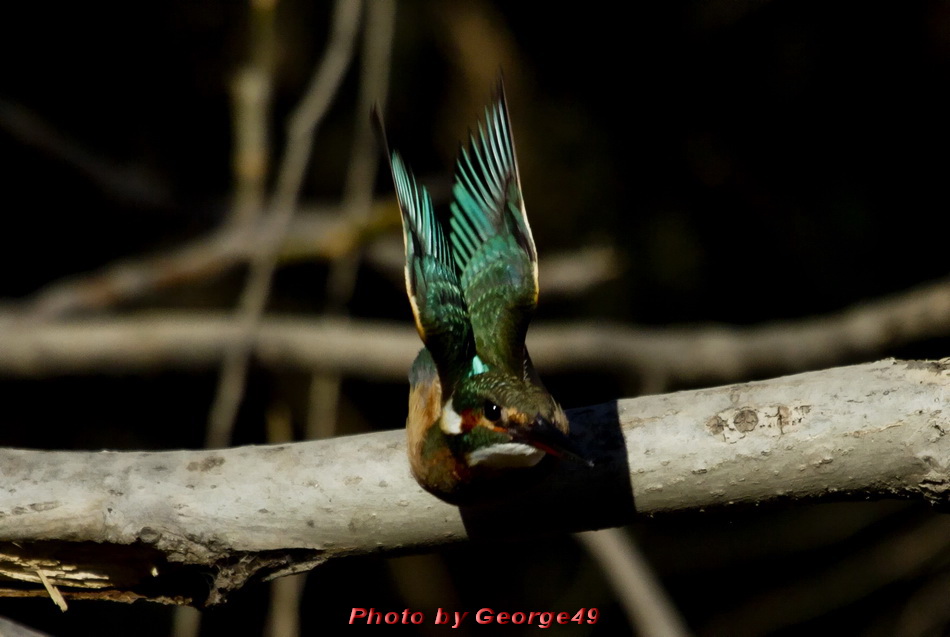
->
[377, 83, 584, 504]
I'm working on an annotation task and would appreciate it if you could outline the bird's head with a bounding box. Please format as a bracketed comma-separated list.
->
[438, 370, 580, 470]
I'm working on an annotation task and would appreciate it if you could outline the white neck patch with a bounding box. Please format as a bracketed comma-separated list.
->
[439, 399, 463, 434]
[467, 443, 544, 469]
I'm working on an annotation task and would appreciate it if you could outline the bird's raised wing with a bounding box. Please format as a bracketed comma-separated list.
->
[448, 84, 538, 375]
[376, 111, 474, 388]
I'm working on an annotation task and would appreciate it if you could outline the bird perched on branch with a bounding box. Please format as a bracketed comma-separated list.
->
[376, 82, 586, 504]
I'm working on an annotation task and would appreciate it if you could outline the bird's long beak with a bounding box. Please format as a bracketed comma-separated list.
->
[510, 416, 593, 467]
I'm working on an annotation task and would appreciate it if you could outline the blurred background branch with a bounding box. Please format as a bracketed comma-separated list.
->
[1, 214, 615, 322]
[4, 276, 950, 385]
[206, 0, 362, 450]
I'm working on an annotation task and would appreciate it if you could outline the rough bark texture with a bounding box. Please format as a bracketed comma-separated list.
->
[2, 359, 949, 606]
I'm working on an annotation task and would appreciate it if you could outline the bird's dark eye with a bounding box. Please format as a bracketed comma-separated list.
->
[483, 401, 502, 422]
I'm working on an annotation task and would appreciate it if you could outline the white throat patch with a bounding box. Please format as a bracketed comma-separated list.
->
[439, 399, 463, 434]
[467, 443, 544, 469]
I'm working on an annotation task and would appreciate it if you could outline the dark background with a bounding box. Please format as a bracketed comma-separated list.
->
[1, 1, 949, 635]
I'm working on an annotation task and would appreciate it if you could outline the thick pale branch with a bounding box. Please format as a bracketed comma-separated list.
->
[1, 359, 949, 606]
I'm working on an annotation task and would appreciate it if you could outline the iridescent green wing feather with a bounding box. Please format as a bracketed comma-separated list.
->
[377, 113, 474, 388]
[448, 84, 538, 375]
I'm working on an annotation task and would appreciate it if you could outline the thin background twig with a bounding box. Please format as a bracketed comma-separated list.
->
[205, 0, 363, 448]
[577, 529, 693, 637]
[266, 3, 395, 636]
